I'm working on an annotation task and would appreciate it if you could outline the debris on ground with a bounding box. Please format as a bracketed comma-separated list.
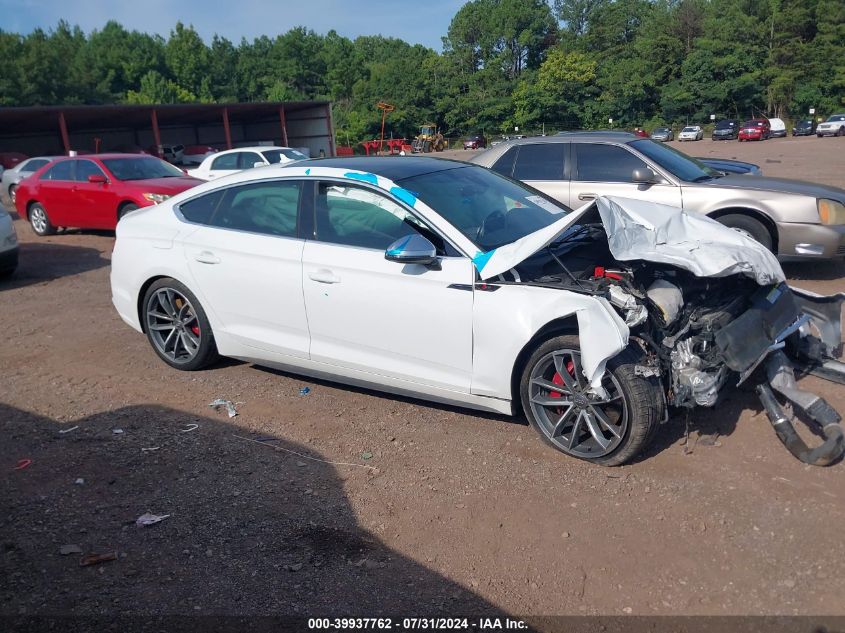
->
[112, 429, 124, 435]
[13, 459, 31, 470]
[74, 478, 85, 485]
[285, 563, 303, 572]
[180, 423, 199, 433]
[58, 426, 79, 434]
[135, 513, 171, 527]
[208, 399, 238, 418]
[299, 387, 311, 395]
[79, 551, 117, 567]
[140, 446, 160, 452]
[59, 544, 83, 555]
[361, 451, 373, 460]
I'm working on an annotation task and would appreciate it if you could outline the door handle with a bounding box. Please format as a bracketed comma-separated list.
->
[194, 251, 220, 264]
[578, 193, 597, 201]
[308, 269, 341, 284]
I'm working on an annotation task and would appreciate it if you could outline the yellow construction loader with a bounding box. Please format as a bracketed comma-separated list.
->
[412, 124, 447, 153]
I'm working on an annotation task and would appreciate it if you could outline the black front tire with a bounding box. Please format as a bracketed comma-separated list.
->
[118, 203, 139, 221]
[715, 214, 773, 251]
[142, 278, 218, 371]
[520, 335, 664, 466]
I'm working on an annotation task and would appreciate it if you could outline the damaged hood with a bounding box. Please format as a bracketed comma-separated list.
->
[476, 195, 785, 286]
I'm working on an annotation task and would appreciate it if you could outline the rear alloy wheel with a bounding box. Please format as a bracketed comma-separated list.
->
[520, 335, 663, 466]
[715, 214, 773, 251]
[143, 278, 218, 370]
[29, 203, 56, 236]
[9, 185, 17, 205]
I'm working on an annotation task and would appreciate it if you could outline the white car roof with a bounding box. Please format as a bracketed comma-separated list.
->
[214, 146, 294, 154]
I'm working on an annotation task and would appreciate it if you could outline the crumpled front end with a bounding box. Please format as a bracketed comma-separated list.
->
[503, 196, 845, 465]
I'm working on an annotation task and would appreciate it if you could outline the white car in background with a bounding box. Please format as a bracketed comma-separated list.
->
[188, 146, 308, 181]
[678, 125, 704, 141]
[816, 113, 845, 137]
[110, 157, 845, 467]
[768, 118, 787, 138]
[1, 156, 59, 206]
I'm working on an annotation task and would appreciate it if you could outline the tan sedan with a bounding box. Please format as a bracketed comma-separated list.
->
[471, 132, 845, 260]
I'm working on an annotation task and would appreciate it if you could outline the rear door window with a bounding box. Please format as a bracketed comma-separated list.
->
[574, 144, 647, 182]
[41, 160, 75, 181]
[512, 143, 567, 181]
[178, 190, 225, 225]
[210, 181, 301, 237]
[210, 153, 240, 170]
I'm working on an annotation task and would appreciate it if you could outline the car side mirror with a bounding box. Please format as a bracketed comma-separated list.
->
[632, 167, 658, 184]
[385, 234, 439, 267]
[253, 161, 265, 169]
[88, 174, 107, 184]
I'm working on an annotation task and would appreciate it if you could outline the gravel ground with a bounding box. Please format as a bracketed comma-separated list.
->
[1, 136, 844, 628]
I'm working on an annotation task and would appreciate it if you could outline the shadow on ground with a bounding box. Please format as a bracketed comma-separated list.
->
[0, 242, 109, 291]
[0, 403, 509, 626]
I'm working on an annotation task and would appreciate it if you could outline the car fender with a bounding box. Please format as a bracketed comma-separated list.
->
[470, 284, 629, 400]
[681, 188, 820, 225]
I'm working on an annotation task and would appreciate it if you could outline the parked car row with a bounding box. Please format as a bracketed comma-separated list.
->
[647, 116, 845, 141]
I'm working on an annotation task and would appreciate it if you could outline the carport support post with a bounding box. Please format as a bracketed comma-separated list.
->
[325, 103, 336, 157]
[58, 111, 70, 154]
[278, 106, 289, 147]
[222, 107, 232, 150]
[151, 109, 163, 158]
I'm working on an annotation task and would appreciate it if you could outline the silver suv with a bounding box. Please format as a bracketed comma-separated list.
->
[471, 132, 845, 260]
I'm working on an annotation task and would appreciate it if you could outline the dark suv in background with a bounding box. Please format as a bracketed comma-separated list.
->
[712, 119, 740, 140]
[792, 119, 817, 136]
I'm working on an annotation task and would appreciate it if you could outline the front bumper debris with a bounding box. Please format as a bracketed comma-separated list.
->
[752, 287, 845, 466]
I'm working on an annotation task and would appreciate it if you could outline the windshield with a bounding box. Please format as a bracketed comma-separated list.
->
[682, 127, 697, 132]
[742, 121, 762, 128]
[827, 114, 845, 122]
[715, 120, 735, 129]
[397, 165, 572, 251]
[797, 120, 812, 127]
[629, 139, 717, 182]
[262, 149, 307, 164]
[102, 157, 184, 180]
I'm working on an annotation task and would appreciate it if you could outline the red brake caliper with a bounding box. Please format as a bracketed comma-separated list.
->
[550, 360, 576, 399]
[191, 325, 200, 336]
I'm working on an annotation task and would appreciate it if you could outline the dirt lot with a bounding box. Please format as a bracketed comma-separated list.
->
[2, 136, 844, 628]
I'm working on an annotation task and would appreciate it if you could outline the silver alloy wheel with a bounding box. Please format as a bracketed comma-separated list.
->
[30, 207, 48, 233]
[145, 287, 202, 363]
[528, 348, 628, 458]
[9, 185, 16, 205]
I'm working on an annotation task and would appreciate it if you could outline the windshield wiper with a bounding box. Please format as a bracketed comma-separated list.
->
[691, 175, 713, 183]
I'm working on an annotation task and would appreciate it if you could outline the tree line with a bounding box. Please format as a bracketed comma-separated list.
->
[0, 0, 842, 144]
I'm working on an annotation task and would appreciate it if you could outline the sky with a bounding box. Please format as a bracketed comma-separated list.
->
[0, 0, 466, 50]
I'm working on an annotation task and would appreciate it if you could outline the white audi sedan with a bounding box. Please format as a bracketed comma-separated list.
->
[111, 157, 845, 466]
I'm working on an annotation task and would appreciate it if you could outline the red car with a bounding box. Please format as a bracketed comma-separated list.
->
[14, 154, 203, 236]
[0, 152, 28, 170]
[738, 119, 771, 141]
